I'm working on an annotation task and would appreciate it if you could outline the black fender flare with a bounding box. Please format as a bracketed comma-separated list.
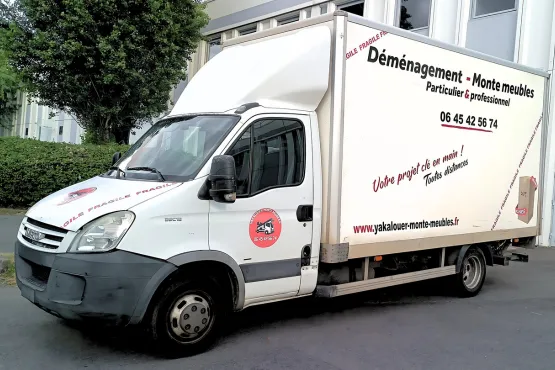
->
[455, 244, 493, 273]
[128, 250, 246, 325]
[168, 250, 246, 311]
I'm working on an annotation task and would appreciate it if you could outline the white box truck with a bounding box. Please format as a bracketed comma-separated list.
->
[14, 11, 548, 356]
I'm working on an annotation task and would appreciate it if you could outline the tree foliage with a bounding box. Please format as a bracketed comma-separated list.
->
[5, 0, 209, 143]
[0, 21, 23, 130]
[0, 50, 21, 129]
[0, 0, 32, 32]
[400, 0, 413, 30]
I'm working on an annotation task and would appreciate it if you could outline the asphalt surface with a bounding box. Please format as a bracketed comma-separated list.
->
[1, 247, 554, 369]
[0, 215, 23, 253]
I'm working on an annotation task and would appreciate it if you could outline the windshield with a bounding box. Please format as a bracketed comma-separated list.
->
[108, 115, 240, 182]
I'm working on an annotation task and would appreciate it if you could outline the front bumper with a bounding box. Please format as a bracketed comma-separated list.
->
[15, 240, 176, 326]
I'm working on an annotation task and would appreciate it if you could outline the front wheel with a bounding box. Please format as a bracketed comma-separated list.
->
[453, 247, 487, 298]
[150, 277, 226, 357]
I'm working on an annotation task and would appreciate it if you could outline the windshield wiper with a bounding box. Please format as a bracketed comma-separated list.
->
[127, 166, 166, 181]
[109, 166, 125, 179]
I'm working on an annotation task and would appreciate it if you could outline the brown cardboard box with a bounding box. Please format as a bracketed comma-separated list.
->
[516, 176, 537, 224]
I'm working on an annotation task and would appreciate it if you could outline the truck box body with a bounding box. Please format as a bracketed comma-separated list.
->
[176, 12, 548, 260]
[340, 18, 547, 259]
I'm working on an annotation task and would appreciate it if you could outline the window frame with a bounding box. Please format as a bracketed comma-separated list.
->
[238, 24, 257, 36]
[206, 34, 222, 61]
[472, 0, 518, 19]
[277, 12, 300, 26]
[336, 0, 365, 17]
[224, 117, 307, 198]
[398, 0, 432, 32]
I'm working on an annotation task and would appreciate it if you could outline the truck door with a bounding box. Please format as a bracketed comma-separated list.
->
[208, 114, 314, 303]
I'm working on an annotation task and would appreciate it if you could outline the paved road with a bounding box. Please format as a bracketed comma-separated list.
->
[0, 216, 23, 253]
[1, 248, 555, 370]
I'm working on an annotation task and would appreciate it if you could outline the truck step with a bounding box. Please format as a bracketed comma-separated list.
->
[315, 266, 456, 298]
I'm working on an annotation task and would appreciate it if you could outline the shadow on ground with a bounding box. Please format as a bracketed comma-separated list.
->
[61, 277, 457, 359]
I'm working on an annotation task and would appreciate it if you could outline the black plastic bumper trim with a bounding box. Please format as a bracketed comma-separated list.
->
[15, 240, 174, 326]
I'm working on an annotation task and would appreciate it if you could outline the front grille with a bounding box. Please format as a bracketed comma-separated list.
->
[20, 217, 69, 251]
[21, 235, 58, 250]
[27, 218, 68, 235]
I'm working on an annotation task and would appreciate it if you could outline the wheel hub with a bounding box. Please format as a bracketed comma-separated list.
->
[169, 294, 211, 339]
[462, 255, 482, 290]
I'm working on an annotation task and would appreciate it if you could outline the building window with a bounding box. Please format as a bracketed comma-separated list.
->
[226, 119, 305, 196]
[25, 128, 28, 136]
[207, 35, 222, 61]
[25, 103, 31, 124]
[304, 8, 312, 19]
[473, 0, 517, 17]
[399, 0, 431, 30]
[277, 12, 300, 26]
[238, 25, 257, 36]
[59, 126, 63, 135]
[320, 3, 328, 14]
[337, 1, 364, 16]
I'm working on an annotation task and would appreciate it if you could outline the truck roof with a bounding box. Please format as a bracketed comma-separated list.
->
[170, 25, 332, 116]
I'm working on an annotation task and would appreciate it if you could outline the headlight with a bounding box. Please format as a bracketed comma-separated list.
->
[68, 211, 135, 253]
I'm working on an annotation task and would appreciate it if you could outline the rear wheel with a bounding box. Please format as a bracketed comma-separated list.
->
[453, 247, 486, 297]
[150, 277, 226, 357]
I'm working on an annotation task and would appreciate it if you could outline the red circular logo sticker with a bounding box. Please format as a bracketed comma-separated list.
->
[249, 208, 282, 248]
[57, 187, 97, 206]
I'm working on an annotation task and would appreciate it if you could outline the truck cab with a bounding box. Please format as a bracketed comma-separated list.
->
[16, 103, 324, 355]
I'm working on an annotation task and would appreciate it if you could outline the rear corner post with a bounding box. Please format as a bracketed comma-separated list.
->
[326, 12, 349, 244]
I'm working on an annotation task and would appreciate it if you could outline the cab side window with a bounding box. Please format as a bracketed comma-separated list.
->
[228, 129, 251, 196]
[226, 119, 305, 196]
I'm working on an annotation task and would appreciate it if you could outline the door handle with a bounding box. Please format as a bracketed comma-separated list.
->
[296, 205, 313, 222]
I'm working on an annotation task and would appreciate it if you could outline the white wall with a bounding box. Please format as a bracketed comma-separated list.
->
[205, 0, 275, 19]
[511, 0, 555, 246]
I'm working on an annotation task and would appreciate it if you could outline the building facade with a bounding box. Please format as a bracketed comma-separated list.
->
[183, 0, 544, 82]
[181, 0, 555, 247]
[1, 91, 85, 144]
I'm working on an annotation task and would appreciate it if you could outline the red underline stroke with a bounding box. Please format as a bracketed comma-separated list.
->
[441, 124, 493, 133]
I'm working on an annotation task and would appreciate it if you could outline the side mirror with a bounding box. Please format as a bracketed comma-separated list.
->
[208, 155, 237, 203]
[112, 152, 122, 165]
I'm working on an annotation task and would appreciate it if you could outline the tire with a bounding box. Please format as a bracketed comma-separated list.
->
[149, 276, 227, 357]
[453, 247, 487, 298]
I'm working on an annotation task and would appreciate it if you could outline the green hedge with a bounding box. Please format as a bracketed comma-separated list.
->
[0, 137, 129, 208]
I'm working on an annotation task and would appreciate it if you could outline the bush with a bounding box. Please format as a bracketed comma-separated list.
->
[0, 137, 129, 208]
